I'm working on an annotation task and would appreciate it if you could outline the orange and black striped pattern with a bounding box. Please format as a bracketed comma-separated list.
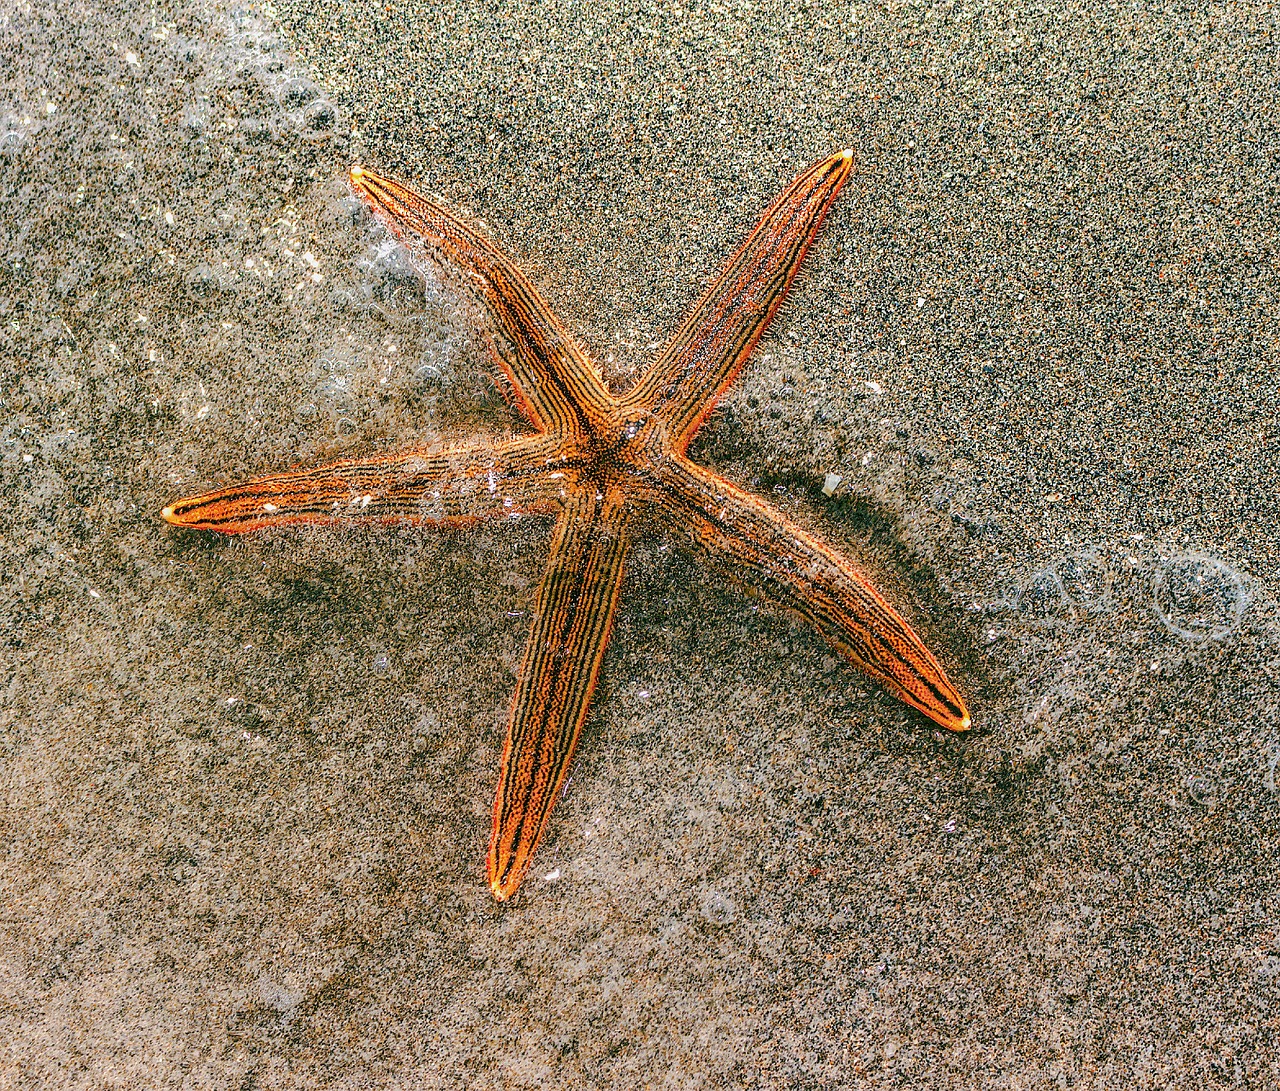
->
[163, 150, 970, 902]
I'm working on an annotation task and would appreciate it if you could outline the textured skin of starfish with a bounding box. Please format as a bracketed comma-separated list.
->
[163, 150, 970, 901]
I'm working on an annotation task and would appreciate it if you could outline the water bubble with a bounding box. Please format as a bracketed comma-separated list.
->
[256, 976, 302, 1026]
[0, 115, 31, 158]
[1152, 553, 1248, 642]
[415, 362, 448, 384]
[1056, 550, 1113, 616]
[699, 888, 737, 926]
[181, 98, 210, 136]
[277, 78, 319, 110]
[372, 653, 390, 676]
[327, 286, 366, 314]
[1185, 773, 1219, 808]
[184, 264, 226, 299]
[312, 376, 357, 415]
[325, 192, 367, 232]
[240, 116, 273, 144]
[165, 32, 203, 67]
[254, 56, 288, 81]
[1015, 551, 1116, 625]
[360, 240, 434, 319]
[300, 98, 336, 142]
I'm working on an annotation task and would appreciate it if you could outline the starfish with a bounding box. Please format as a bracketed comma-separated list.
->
[163, 150, 970, 901]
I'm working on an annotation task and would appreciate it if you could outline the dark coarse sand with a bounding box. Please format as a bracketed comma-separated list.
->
[3, 0, 1278, 1086]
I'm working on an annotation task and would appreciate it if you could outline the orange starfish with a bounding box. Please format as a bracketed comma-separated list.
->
[163, 150, 969, 901]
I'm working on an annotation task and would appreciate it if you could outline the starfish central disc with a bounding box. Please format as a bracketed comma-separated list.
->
[595, 409, 667, 471]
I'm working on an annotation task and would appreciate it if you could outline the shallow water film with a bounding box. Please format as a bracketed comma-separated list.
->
[3, 1, 1279, 1086]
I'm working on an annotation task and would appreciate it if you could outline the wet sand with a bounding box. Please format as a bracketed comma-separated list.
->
[3, 0, 1278, 1085]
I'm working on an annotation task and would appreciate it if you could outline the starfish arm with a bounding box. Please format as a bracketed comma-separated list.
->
[652, 455, 970, 732]
[488, 484, 631, 900]
[626, 149, 853, 452]
[161, 434, 572, 533]
[349, 166, 614, 436]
